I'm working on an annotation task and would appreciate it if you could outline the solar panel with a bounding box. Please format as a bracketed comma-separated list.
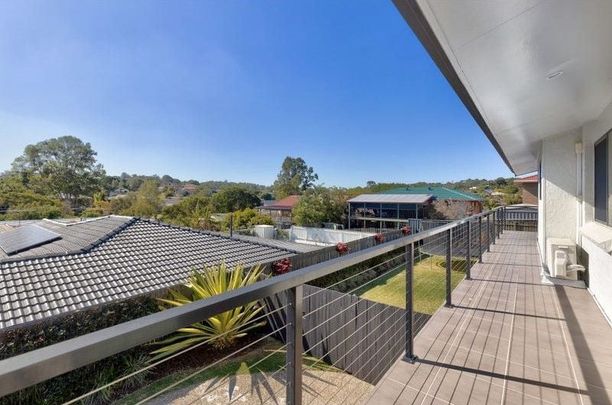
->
[0, 224, 61, 255]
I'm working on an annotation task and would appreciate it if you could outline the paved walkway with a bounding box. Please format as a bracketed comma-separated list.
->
[149, 368, 372, 405]
[366, 231, 612, 405]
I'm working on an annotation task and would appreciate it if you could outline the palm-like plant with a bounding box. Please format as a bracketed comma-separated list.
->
[150, 263, 266, 361]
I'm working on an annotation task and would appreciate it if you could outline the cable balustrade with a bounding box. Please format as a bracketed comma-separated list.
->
[0, 207, 511, 405]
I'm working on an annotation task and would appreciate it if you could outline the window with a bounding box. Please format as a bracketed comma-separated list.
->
[594, 133, 609, 224]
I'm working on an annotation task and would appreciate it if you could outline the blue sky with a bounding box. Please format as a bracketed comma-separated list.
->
[0, 1, 512, 187]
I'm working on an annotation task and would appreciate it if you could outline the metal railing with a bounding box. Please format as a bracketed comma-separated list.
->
[0, 207, 512, 404]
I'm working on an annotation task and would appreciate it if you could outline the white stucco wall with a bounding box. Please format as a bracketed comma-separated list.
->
[581, 99, 612, 323]
[537, 100, 612, 323]
[539, 129, 580, 262]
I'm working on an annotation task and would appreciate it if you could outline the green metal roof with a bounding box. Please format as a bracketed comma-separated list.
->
[380, 187, 482, 201]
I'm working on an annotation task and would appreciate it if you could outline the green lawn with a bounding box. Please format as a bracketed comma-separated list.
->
[357, 255, 468, 315]
[117, 340, 337, 404]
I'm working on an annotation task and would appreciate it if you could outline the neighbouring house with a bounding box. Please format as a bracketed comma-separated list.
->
[347, 193, 432, 229]
[256, 195, 300, 228]
[108, 188, 129, 199]
[179, 183, 199, 196]
[514, 174, 538, 205]
[383, 186, 482, 219]
[0, 215, 296, 331]
[397, 0, 612, 321]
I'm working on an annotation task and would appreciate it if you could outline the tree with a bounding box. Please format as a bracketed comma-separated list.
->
[11, 136, 106, 205]
[292, 187, 346, 226]
[129, 180, 162, 218]
[211, 186, 261, 212]
[495, 177, 507, 186]
[161, 195, 215, 229]
[222, 208, 273, 230]
[0, 173, 64, 219]
[273, 157, 318, 199]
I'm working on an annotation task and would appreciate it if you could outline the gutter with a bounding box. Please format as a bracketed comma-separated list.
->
[392, 0, 515, 175]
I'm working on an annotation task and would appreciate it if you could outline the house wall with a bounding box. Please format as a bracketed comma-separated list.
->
[520, 183, 538, 205]
[430, 200, 481, 219]
[581, 99, 612, 323]
[539, 99, 612, 322]
[540, 129, 580, 248]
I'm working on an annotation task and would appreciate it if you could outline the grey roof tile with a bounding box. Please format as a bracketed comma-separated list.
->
[0, 218, 294, 330]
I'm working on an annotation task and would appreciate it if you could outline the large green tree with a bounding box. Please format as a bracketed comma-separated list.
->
[273, 157, 318, 199]
[0, 173, 64, 219]
[211, 186, 261, 212]
[161, 195, 215, 229]
[292, 187, 346, 227]
[11, 136, 106, 204]
[129, 180, 162, 218]
[222, 208, 273, 230]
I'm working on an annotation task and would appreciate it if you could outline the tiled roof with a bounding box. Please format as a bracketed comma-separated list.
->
[0, 217, 294, 330]
[260, 195, 301, 210]
[381, 187, 482, 201]
[514, 174, 538, 183]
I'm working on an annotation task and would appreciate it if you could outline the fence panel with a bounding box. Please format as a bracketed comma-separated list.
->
[265, 284, 431, 385]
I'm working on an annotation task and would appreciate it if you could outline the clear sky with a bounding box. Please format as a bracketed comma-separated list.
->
[0, 1, 513, 187]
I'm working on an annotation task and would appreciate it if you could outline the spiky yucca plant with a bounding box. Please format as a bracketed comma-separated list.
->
[151, 263, 266, 361]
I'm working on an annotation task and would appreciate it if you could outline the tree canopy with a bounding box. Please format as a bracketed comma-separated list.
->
[211, 186, 261, 213]
[10, 136, 106, 204]
[292, 187, 346, 227]
[273, 157, 318, 199]
[129, 180, 162, 218]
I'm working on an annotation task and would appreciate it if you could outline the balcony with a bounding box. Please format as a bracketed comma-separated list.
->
[366, 230, 612, 405]
[0, 208, 610, 404]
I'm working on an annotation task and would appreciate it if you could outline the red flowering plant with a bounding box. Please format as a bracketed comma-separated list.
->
[401, 225, 411, 236]
[335, 242, 349, 255]
[374, 233, 385, 244]
[273, 258, 292, 275]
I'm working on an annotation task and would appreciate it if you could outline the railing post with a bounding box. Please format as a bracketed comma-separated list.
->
[286, 286, 303, 405]
[445, 228, 452, 307]
[493, 210, 497, 242]
[478, 216, 483, 263]
[466, 220, 471, 280]
[404, 242, 416, 363]
[502, 206, 506, 233]
[487, 213, 491, 251]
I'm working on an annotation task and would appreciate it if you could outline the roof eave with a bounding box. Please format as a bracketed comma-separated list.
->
[392, 0, 515, 175]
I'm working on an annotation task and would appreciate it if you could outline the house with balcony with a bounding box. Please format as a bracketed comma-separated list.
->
[347, 193, 432, 230]
[1, 1, 612, 404]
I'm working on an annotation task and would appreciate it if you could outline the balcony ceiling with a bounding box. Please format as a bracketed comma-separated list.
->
[398, 0, 612, 175]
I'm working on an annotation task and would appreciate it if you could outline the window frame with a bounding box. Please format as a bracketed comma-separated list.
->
[594, 131, 610, 225]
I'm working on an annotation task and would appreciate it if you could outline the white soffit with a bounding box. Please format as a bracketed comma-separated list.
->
[416, 0, 612, 174]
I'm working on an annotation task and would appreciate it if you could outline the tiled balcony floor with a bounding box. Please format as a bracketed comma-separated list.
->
[366, 231, 612, 405]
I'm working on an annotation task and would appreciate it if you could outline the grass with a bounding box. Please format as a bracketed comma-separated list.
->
[357, 255, 470, 315]
[117, 339, 337, 404]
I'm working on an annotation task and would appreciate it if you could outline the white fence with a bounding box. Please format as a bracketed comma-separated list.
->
[288, 226, 374, 246]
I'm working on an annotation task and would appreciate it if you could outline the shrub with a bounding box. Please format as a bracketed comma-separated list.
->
[0, 297, 158, 405]
[151, 263, 266, 360]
